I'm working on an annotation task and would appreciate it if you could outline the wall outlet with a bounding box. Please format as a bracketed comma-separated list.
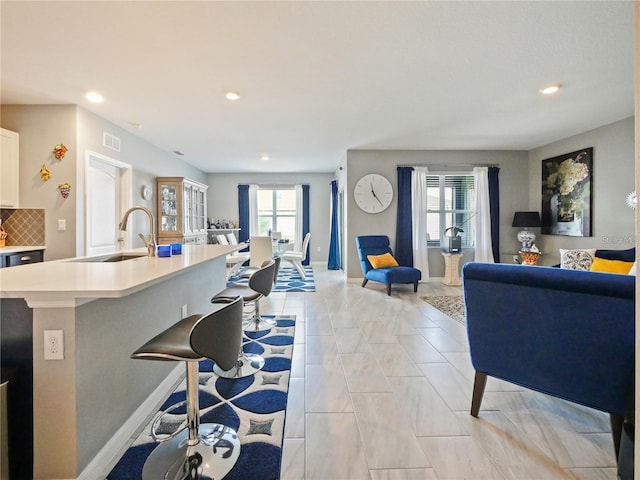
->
[181, 304, 188, 319]
[316, 246, 321, 252]
[57, 219, 66, 231]
[44, 330, 64, 360]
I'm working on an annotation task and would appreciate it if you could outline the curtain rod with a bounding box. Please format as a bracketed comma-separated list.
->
[237, 183, 305, 188]
[397, 163, 499, 168]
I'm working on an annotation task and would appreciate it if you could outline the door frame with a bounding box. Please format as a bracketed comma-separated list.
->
[84, 150, 132, 255]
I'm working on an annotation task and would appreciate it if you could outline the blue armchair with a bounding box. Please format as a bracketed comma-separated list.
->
[355, 235, 422, 296]
[462, 262, 635, 460]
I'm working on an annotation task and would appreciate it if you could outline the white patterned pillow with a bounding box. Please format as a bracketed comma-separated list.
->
[560, 248, 597, 270]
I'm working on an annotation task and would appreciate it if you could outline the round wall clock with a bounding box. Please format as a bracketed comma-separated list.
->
[354, 174, 393, 213]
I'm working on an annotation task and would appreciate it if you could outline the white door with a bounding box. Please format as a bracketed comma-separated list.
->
[85, 152, 131, 256]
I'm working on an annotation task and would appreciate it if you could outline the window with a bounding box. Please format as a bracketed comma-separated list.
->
[426, 174, 475, 247]
[256, 188, 297, 242]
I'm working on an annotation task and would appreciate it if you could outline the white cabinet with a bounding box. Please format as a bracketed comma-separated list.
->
[0, 128, 19, 208]
[156, 177, 208, 244]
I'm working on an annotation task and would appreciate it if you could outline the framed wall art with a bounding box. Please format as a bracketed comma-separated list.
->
[541, 147, 593, 237]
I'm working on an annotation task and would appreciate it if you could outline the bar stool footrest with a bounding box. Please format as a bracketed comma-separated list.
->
[151, 400, 189, 443]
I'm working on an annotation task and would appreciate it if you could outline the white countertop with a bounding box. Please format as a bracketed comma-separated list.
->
[0, 245, 46, 254]
[0, 244, 239, 306]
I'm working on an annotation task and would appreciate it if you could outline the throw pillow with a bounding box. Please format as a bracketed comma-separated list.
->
[589, 257, 634, 274]
[628, 262, 637, 276]
[595, 247, 636, 263]
[367, 252, 399, 269]
[559, 248, 596, 270]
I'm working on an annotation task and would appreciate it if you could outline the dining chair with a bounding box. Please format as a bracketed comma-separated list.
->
[218, 233, 249, 278]
[281, 232, 311, 279]
[226, 233, 240, 245]
[247, 236, 273, 268]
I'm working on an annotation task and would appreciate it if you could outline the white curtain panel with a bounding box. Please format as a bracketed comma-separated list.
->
[249, 184, 258, 236]
[473, 167, 494, 263]
[411, 167, 430, 281]
[295, 184, 303, 251]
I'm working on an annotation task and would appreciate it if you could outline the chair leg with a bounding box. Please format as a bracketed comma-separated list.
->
[387, 284, 391, 296]
[470, 371, 487, 417]
[610, 413, 624, 460]
[293, 260, 306, 279]
[362, 278, 368, 287]
[413, 281, 418, 292]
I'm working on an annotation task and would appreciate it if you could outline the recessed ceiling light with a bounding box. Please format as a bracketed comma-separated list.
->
[261, 154, 270, 161]
[539, 84, 561, 95]
[225, 91, 241, 101]
[127, 122, 142, 129]
[85, 91, 104, 103]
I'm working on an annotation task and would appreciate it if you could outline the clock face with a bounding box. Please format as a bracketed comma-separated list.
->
[354, 174, 393, 213]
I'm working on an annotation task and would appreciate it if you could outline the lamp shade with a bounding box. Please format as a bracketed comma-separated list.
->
[512, 211, 541, 228]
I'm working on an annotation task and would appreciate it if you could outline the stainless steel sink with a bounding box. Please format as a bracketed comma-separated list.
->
[70, 253, 148, 263]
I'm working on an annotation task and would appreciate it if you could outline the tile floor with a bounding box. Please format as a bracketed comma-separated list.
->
[261, 265, 617, 480]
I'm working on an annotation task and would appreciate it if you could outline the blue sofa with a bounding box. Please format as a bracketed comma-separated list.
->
[462, 262, 635, 460]
[355, 235, 421, 296]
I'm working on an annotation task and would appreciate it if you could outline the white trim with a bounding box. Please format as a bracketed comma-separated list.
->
[78, 364, 183, 480]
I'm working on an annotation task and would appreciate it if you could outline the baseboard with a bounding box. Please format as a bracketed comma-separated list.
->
[78, 364, 183, 480]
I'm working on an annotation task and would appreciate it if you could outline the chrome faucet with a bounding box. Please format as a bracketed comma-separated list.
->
[118, 206, 157, 257]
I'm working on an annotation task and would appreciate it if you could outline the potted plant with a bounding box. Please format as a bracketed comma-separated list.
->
[443, 226, 463, 253]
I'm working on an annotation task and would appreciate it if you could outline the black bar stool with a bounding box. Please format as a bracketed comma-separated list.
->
[131, 297, 243, 479]
[211, 259, 276, 379]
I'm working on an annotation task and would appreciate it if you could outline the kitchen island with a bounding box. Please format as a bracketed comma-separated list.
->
[0, 244, 239, 479]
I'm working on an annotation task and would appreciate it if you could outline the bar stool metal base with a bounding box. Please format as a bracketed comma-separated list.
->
[213, 352, 265, 379]
[243, 315, 277, 332]
[142, 423, 240, 480]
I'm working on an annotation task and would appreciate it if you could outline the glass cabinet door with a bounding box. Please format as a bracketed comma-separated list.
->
[159, 182, 179, 233]
[195, 188, 205, 231]
[183, 184, 193, 233]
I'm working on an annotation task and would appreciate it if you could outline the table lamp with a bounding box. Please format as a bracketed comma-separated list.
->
[512, 211, 541, 251]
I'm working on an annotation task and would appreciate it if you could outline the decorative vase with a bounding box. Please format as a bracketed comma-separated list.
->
[443, 236, 461, 253]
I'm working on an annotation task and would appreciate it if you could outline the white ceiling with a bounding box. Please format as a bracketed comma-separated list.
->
[1, 1, 635, 174]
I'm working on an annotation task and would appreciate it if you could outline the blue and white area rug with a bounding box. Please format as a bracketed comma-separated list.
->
[107, 315, 295, 480]
[228, 266, 315, 292]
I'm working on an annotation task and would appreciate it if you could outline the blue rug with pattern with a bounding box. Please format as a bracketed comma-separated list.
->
[107, 315, 295, 480]
[228, 266, 315, 292]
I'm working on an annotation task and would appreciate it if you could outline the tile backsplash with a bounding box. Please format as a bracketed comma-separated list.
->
[0, 209, 45, 246]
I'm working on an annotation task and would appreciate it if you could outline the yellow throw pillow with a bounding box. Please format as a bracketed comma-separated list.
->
[589, 257, 634, 274]
[367, 253, 399, 269]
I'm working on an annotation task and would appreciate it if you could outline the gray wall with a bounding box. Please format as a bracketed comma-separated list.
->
[528, 116, 636, 265]
[343, 149, 530, 278]
[1, 105, 78, 260]
[206, 172, 334, 263]
[1, 105, 207, 260]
